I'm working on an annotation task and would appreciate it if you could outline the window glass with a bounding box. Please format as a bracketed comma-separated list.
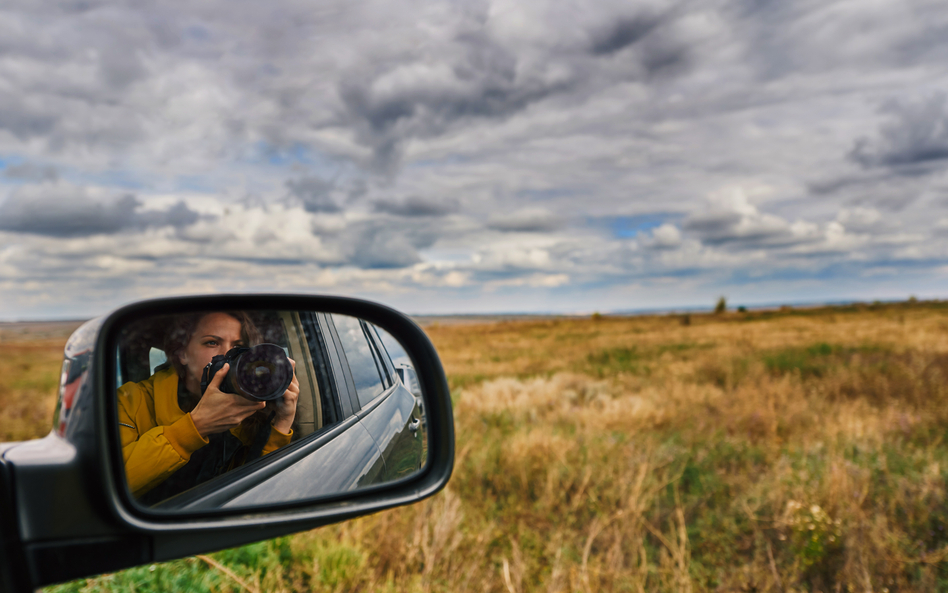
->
[332, 314, 385, 408]
[148, 347, 168, 376]
[374, 325, 411, 368]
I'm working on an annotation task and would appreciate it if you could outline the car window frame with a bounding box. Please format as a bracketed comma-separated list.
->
[278, 311, 321, 438]
[361, 320, 392, 389]
[299, 311, 346, 424]
[366, 323, 399, 385]
[328, 313, 392, 411]
[320, 313, 362, 416]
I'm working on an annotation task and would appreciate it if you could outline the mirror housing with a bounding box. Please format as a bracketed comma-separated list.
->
[0, 295, 454, 591]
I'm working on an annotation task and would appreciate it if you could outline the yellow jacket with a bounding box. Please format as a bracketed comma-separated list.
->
[118, 366, 292, 498]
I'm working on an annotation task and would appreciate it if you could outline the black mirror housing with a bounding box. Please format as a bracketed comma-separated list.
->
[0, 295, 454, 591]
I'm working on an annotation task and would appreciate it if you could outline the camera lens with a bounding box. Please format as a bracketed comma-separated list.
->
[232, 344, 292, 401]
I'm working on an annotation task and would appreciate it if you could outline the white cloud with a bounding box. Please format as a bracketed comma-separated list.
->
[647, 223, 682, 249]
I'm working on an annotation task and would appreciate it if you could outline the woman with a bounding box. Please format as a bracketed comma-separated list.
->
[118, 311, 299, 503]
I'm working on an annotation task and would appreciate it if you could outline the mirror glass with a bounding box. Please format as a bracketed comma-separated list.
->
[114, 309, 428, 511]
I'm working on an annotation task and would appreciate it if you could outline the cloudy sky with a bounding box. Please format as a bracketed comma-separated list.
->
[2, 0, 948, 319]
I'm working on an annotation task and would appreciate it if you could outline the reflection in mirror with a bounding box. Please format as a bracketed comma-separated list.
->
[115, 309, 427, 511]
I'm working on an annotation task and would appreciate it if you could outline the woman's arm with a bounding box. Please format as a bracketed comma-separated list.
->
[118, 380, 209, 498]
[121, 416, 208, 497]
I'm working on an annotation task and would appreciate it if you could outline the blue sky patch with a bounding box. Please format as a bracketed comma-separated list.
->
[586, 213, 681, 239]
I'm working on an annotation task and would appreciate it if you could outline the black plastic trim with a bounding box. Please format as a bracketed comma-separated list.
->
[0, 453, 31, 593]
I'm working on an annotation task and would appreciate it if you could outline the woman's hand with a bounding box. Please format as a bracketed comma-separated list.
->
[189, 363, 266, 438]
[271, 358, 299, 434]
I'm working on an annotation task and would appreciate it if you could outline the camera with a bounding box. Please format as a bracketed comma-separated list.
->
[200, 343, 292, 401]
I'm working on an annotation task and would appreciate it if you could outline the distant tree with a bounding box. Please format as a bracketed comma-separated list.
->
[714, 296, 727, 315]
[908, 295, 918, 304]
[737, 305, 747, 313]
[591, 312, 603, 321]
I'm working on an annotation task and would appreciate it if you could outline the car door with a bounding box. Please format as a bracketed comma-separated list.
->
[327, 315, 425, 484]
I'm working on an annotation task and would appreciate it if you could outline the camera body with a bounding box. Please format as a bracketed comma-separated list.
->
[201, 343, 292, 401]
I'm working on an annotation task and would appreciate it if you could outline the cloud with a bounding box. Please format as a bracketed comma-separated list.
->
[3, 162, 58, 182]
[488, 207, 562, 232]
[0, 183, 140, 236]
[342, 218, 440, 269]
[153, 201, 201, 229]
[373, 195, 459, 217]
[836, 207, 884, 232]
[331, 2, 699, 171]
[0, 182, 200, 237]
[683, 187, 828, 250]
[646, 223, 682, 249]
[285, 176, 340, 213]
[934, 218, 948, 236]
[589, 15, 663, 56]
[850, 93, 948, 169]
[336, 30, 575, 171]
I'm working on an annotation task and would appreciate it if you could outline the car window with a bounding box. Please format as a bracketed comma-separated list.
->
[374, 325, 411, 369]
[331, 314, 386, 408]
[148, 347, 167, 376]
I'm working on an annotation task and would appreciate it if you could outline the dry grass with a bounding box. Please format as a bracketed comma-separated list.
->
[0, 339, 64, 441]
[34, 301, 948, 592]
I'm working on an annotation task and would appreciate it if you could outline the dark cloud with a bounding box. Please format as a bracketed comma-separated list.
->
[589, 16, 662, 56]
[639, 39, 690, 77]
[349, 229, 423, 268]
[488, 208, 563, 232]
[807, 174, 870, 196]
[850, 93, 948, 169]
[373, 195, 459, 217]
[0, 93, 60, 141]
[682, 211, 742, 238]
[0, 184, 140, 236]
[333, 5, 697, 171]
[0, 182, 200, 236]
[152, 201, 200, 228]
[286, 176, 339, 213]
[341, 218, 440, 269]
[337, 27, 574, 172]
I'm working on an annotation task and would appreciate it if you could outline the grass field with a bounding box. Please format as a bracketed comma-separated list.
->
[7, 303, 947, 592]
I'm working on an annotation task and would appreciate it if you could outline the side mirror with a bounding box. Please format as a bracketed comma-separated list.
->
[0, 295, 454, 591]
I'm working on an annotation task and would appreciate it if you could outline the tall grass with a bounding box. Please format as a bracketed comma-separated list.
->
[0, 340, 64, 441]
[27, 302, 948, 591]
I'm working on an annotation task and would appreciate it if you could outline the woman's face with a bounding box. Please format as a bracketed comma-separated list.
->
[178, 312, 245, 391]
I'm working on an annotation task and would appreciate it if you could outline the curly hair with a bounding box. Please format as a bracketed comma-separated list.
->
[163, 311, 261, 384]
